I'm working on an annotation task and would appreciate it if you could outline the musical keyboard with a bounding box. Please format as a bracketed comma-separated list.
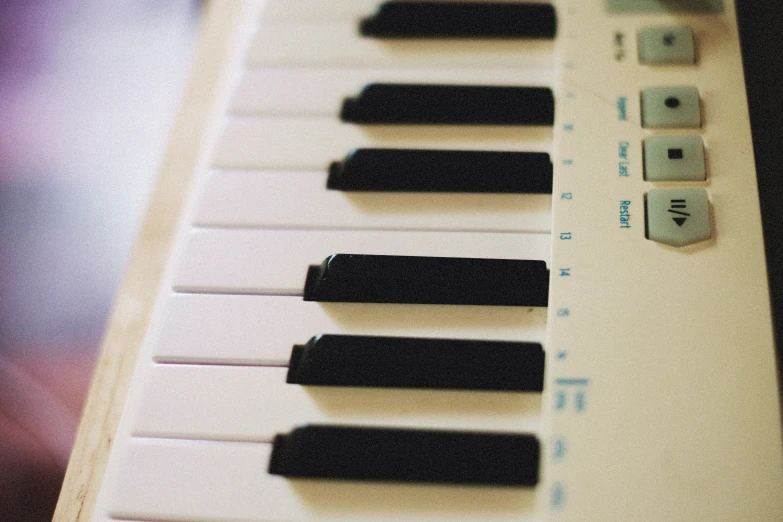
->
[57, 0, 783, 520]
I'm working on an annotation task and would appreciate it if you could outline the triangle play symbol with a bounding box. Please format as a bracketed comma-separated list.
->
[673, 217, 686, 227]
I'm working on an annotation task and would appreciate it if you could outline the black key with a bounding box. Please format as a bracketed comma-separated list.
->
[360, 2, 557, 39]
[303, 254, 549, 306]
[287, 334, 545, 391]
[269, 425, 540, 486]
[340, 84, 555, 125]
[327, 149, 553, 193]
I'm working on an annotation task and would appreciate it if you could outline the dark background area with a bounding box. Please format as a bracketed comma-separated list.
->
[0, 1, 199, 520]
[736, 1, 783, 388]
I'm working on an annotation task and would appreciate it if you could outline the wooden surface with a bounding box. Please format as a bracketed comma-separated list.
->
[53, 2, 247, 520]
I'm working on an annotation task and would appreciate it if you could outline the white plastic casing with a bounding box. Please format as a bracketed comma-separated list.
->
[90, 1, 783, 521]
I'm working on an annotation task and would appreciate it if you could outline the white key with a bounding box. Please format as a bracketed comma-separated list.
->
[230, 67, 554, 116]
[153, 294, 546, 365]
[211, 117, 553, 170]
[132, 365, 542, 441]
[259, 0, 552, 22]
[194, 170, 552, 233]
[172, 229, 551, 294]
[247, 22, 555, 68]
[107, 438, 538, 522]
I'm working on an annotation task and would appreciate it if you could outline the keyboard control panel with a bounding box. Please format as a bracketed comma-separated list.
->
[548, 0, 781, 518]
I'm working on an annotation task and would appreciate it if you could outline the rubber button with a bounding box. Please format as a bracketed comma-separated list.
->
[641, 86, 701, 129]
[647, 188, 711, 247]
[638, 26, 696, 65]
[644, 135, 706, 181]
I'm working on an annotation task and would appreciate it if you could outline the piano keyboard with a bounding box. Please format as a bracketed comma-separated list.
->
[80, 0, 782, 520]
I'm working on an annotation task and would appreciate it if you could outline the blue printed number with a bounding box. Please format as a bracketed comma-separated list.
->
[560, 232, 572, 240]
[555, 390, 567, 410]
[551, 482, 566, 507]
[553, 438, 567, 460]
[575, 391, 587, 412]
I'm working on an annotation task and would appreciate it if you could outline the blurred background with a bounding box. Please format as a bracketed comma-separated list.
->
[0, 1, 201, 519]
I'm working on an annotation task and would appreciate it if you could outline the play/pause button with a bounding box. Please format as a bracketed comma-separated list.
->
[646, 188, 711, 247]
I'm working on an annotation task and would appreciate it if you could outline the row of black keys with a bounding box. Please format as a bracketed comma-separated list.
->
[289, 334, 544, 391]
[276, 336, 543, 486]
[330, 148, 553, 193]
[262, 4, 557, 487]
[361, 2, 557, 39]
[305, 254, 549, 306]
[270, 425, 540, 487]
[341, 84, 555, 126]
[328, 84, 554, 192]
[273, 337, 542, 486]
[269, 255, 548, 485]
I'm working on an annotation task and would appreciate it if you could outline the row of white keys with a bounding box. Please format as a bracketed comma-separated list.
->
[107, 438, 538, 522]
[212, 118, 553, 170]
[194, 169, 552, 232]
[172, 228, 551, 294]
[132, 365, 541, 441]
[100, 1, 556, 518]
[229, 67, 554, 116]
[153, 294, 546, 365]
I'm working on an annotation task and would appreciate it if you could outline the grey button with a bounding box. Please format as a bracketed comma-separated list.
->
[644, 135, 706, 181]
[647, 188, 711, 247]
[606, 0, 723, 13]
[638, 26, 696, 65]
[641, 86, 701, 129]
